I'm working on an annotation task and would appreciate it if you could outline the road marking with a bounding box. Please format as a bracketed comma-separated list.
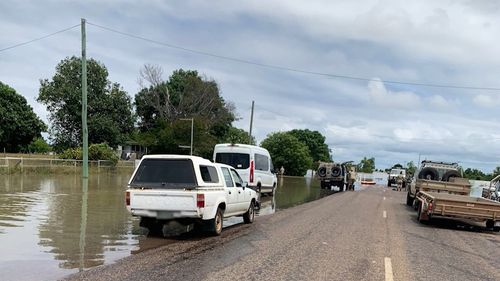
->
[385, 257, 394, 281]
[383, 196, 386, 200]
[383, 210, 387, 218]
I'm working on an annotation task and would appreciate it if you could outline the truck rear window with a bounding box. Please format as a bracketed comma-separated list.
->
[215, 153, 250, 169]
[130, 159, 197, 188]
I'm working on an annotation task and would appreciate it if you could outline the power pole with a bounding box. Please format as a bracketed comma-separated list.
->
[249, 101, 254, 144]
[190, 118, 193, 155]
[81, 18, 88, 178]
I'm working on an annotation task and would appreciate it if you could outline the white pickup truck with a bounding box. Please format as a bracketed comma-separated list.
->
[125, 155, 258, 236]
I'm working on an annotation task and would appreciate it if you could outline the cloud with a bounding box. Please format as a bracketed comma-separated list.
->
[367, 78, 421, 108]
[473, 94, 500, 108]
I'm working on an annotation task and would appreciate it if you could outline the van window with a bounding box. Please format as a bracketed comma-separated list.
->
[200, 165, 219, 183]
[221, 167, 234, 187]
[215, 153, 250, 169]
[130, 159, 196, 188]
[255, 154, 269, 171]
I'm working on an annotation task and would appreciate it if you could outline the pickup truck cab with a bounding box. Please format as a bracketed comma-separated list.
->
[125, 155, 258, 236]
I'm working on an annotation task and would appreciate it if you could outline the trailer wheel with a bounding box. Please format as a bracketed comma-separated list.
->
[486, 220, 494, 229]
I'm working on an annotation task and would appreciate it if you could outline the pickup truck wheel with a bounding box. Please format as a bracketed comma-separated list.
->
[209, 208, 223, 236]
[243, 201, 255, 224]
[406, 192, 414, 206]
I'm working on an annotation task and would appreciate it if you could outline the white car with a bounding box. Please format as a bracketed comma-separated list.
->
[213, 143, 277, 194]
[126, 155, 258, 236]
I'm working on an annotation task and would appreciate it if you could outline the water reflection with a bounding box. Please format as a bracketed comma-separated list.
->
[0, 173, 340, 281]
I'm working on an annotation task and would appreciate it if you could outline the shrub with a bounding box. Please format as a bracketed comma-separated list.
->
[59, 143, 118, 165]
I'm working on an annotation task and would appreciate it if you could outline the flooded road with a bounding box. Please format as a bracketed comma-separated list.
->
[0, 173, 335, 281]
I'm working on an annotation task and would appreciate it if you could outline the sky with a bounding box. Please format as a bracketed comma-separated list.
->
[1, 0, 500, 171]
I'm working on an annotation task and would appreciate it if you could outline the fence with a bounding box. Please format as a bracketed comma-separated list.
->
[0, 157, 135, 173]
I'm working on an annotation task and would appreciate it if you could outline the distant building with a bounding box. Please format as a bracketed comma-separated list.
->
[117, 142, 147, 160]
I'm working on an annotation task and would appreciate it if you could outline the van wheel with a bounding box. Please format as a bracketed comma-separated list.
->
[243, 201, 255, 224]
[209, 208, 223, 236]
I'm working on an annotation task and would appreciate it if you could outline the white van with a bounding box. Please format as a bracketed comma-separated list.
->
[213, 143, 277, 194]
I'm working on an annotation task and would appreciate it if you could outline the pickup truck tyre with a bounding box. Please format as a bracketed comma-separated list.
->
[441, 170, 460, 182]
[418, 167, 439, 180]
[243, 201, 255, 224]
[406, 192, 414, 206]
[208, 208, 223, 236]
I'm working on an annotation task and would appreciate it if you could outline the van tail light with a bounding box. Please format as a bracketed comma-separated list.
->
[125, 191, 130, 206]
[197, 194, 205, 208]
[250, 160, 254, 183]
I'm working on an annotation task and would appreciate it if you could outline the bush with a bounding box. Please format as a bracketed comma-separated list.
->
[26, 137, 51, 153]
[59, 143, 118, 165]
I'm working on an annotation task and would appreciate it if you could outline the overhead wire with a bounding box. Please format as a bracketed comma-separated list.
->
[0, 24, 80, 53]
[86, 21, 500, 91]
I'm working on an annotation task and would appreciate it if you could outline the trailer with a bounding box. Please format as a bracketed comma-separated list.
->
[416, 191, 500, 231]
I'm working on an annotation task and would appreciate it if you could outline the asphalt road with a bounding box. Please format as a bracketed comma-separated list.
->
[65, 186, 500, 281]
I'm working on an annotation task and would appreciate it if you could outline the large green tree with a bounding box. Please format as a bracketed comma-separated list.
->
[134, 65, 235, 157]
[38, 56, 134, 151]
[261, 132, 313, 176]
[0, 82, 46, 152]
[223, 127, 255, 145]
[357, 157, 375, 173]
[288, 129, 330, 167]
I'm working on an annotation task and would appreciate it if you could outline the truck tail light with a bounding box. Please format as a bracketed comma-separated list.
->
[125, 191, 130, 206]
[250, 160, 254, 183]
[197, 193, 205, 208]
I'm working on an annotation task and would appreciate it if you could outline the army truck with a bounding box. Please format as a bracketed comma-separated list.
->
[316, 161, 355, 191]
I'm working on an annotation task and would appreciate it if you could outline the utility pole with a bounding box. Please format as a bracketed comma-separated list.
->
[249, 101, 254, 144]
[81, 18, 88, 178]
[179, 118, 194, 155]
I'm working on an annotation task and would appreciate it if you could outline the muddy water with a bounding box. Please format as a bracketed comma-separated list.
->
[0, 173, 334, 281]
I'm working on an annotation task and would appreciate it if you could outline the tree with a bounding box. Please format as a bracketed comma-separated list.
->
[135, 66, 235, 135]
[391, 163, 403, 169]
[37, 56, 134, 151]
[357, 157, 375, 173]
[261, 132, 313, 176]
[406, 161, 417, 176]
[27, 137, 51, 153]
[288, 129, 330, 168]
[134, 66, 236, 158]
[223, 127, 256, 145]
[0, 82, 46, 152]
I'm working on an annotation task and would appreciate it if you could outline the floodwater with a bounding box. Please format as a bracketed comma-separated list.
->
[0, 173, 339, 281]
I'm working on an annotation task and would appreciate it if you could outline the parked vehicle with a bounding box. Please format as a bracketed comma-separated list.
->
[125, 155, 258, 236]
[317, 161, 354, 191]
[406, 161, 462, 206]
[483, 174, 500, 202]
[213, 143, 277, 194]
[415, 183, 500, 232]
[387, 168, 406, 188]
[406, 160, 500, 231]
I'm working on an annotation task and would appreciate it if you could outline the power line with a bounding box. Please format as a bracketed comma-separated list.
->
[0, 24, 80, 53]
[87, 21, 500, 91]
